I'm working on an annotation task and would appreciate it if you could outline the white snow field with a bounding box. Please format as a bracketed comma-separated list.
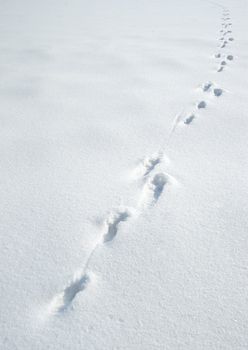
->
[0, 0, 248, 348]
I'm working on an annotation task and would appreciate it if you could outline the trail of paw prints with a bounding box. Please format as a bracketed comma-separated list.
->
[47, 6, 234, 317]
[215, 8, 235, 72]
[49, 164, 175, 315]
[176, 81, 224, 126]
[49, 150, 174, 315]
[49, 207, 134, 314]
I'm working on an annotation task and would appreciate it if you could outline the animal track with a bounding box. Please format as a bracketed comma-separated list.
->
[221, 60, 227, 65]
[202, 82, 212, 92]
[102, 208, 131, 243]
[215, 53, 221, 58]
[50, 272, 90, 313]
[151, 173, 168, 201]
[229, 37, 234, 41]
[217, 66, 224, 72]
[227, 55, 233, 60]
[214, 88, 223, 97]
[184, 114, 195, 125]
[197, 101, 206, 109]
[139, 173, 168, 207]
[134, 154, 161, 179]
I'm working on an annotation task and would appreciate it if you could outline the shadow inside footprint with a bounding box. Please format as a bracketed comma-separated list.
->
[202, 82, 212, 91]
[151, 173, 167, 201]
[143, 156, 160, 177]
[197, 101, 206, 109]
[62, 274, 89, 309]
[184, 115, 195, 124]
[214, 88, 223, 97]
[51, 273, 90, 313]
[103, 210, 130, 243]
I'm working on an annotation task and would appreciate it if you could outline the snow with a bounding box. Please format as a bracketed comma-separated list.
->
[0, 0, 248, 349]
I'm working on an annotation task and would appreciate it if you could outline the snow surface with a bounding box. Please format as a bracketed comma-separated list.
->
[0, 0, 248, 349]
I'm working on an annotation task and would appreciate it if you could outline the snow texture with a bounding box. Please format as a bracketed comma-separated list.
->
[0, 0, 248, 349]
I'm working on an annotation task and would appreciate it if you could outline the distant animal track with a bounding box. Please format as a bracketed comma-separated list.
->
[50, 272, 90, 313]
[217, 66, 224, 72]
[215, 53, 221, 58]
[214, 88, 223, 97]
[103, 208, 131, 243]
[184, 114, 195, 125]
[227, 55, 233, 60]
[221, 60, 227, 65]
[202, 81, 212, 92]
[229, 37, 234, 41]
[197, 101, 207, 109]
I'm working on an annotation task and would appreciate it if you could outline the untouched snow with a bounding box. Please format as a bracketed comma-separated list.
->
[0, 0, 248, 349]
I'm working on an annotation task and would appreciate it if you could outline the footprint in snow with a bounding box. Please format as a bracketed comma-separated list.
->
[102, 208, 131, 243]
[202, 81, 212, 92]
[217, 66, 224, 72]
[213, 88, 223, 97]
[139, 173, 169, 208]
[227, 55, 233, 60]
[215, 53, 221, 58]
[184, 114, 195, 125]
[132, 153, 162, 180]
[197, 101, 207, 109]
[49, 272, 90, 314]
[229, 37, 234, 41]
